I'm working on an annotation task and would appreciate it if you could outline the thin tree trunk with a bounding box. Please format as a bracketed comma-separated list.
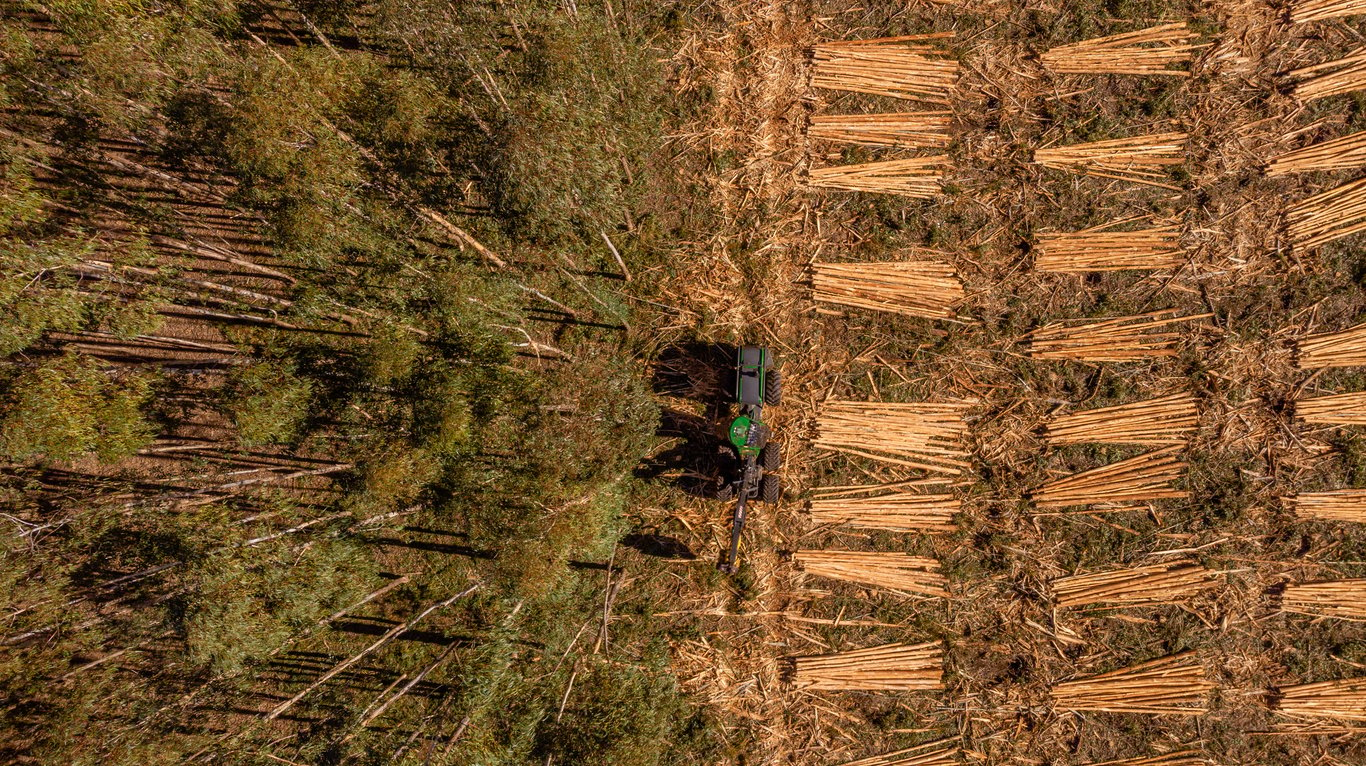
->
[134, 573, 417, 734]
[441, 716, 471, 756]
[265, 584, 480, 720]
[6, 511, 403, 641]
[60, 629, 174, 680]
[359, 642, 460, 727]
[235, 511, 352, 547]
[194, 461, 354, 496]
[80, 258, 291, 309]
[282, 0, 343, 58]
[151, 234, 296, 285]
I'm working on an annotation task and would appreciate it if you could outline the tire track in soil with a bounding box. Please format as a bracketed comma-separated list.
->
[665, 1, 821, 763]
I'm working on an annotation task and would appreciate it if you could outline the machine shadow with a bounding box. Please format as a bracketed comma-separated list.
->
[637, 341, 744, 498]
[634, 407, 736, 498]
[650, 341, 736, 404]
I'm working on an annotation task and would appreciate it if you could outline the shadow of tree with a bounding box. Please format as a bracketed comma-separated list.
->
[620, 531, 695, 560]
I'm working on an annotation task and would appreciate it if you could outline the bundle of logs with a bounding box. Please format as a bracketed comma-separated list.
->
[1028, 310, 1207, 362]
[835, 740, 961, 766]
[1289, 0, 1366, 24]
[795, 550, 948, 598]
[808, 112, 952, 150]
[1050, 652, 1213, 715]
[814, 401, 971, 474]
[810, 259, 964, 318]
[1033, 132, 1186, 189]
[1034, 223, 1185, 272]
[811, 34, 960, 103]
[1285, 47, 1366, 101]
[1082, 753, 1212, 766]
[1296, 322, 1366, 368]
[1287, 489, 1366, 522]
[789, 641, 944, 691]
[1296, 391, 1366, 426]
[808, 486, 960, 532]
[1052, 561, 1221, 608]
[809, 157, 946, 198]
[1275, 676, 1366, 721]
[1279, 579, 1366, 621]
[1266, 130, 1366, 175]
[1039, 23, 1201, 77]
[1031, 447, 1188, 509]
[1285, 178, 1366, 251]
[1046, 393, 1199, 446]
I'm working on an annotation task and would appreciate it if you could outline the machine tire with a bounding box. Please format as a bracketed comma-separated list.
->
[761, 474, 781, 504]
[764, 370, 782, 406]
[761, 442, 781, 472]
[715, 481, 735, 501]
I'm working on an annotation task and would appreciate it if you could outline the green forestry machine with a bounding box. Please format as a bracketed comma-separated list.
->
[718, 346, 781, 574]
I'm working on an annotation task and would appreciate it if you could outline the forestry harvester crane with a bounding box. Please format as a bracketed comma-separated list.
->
[717, 346, 781, 573]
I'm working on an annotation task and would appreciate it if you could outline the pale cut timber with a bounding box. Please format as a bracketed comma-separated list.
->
[1280, 579, 1366, 621]
[814, 401, 971, 474]
[1287, 47, 1366, 101]
[808, 112, 952, 149]
[811, 35, 959, 103]
[1045, 392, 1199, 446]
[1275, 676, 1366, 721]
[1285, 178, 1366, 251]
[1035, 223, 1186, 272]
[1028, 309, 1209, 363]
[1031, 446, 1187, 509]
[1286, 489, 1366, 522]
[1051, 651, 1213, 715]
[1033, 132, 1186, 189]
[1290, 0, 1366, 24]
[795, 550, 948, 597]
[808, 490, 959, 532]
[1267, 130, 1366, 175]
[809, 156, 946, 198]
[1082, 751, 1211, 766]
[1296, 391, 1366, 425]
[811, 259, 964, 318]
[836, 739, 961, 766]
[1053, 561, 1221, 608]
[1296, 322, 1366, 368]
[789, 641, 943, 691]
[1040, 23, 1203, 76]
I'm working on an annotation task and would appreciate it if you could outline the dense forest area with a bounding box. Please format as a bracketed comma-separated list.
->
[0, 1, 729, 763]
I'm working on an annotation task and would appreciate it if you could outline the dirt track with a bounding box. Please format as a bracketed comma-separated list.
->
[659, 1, 829, 762]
